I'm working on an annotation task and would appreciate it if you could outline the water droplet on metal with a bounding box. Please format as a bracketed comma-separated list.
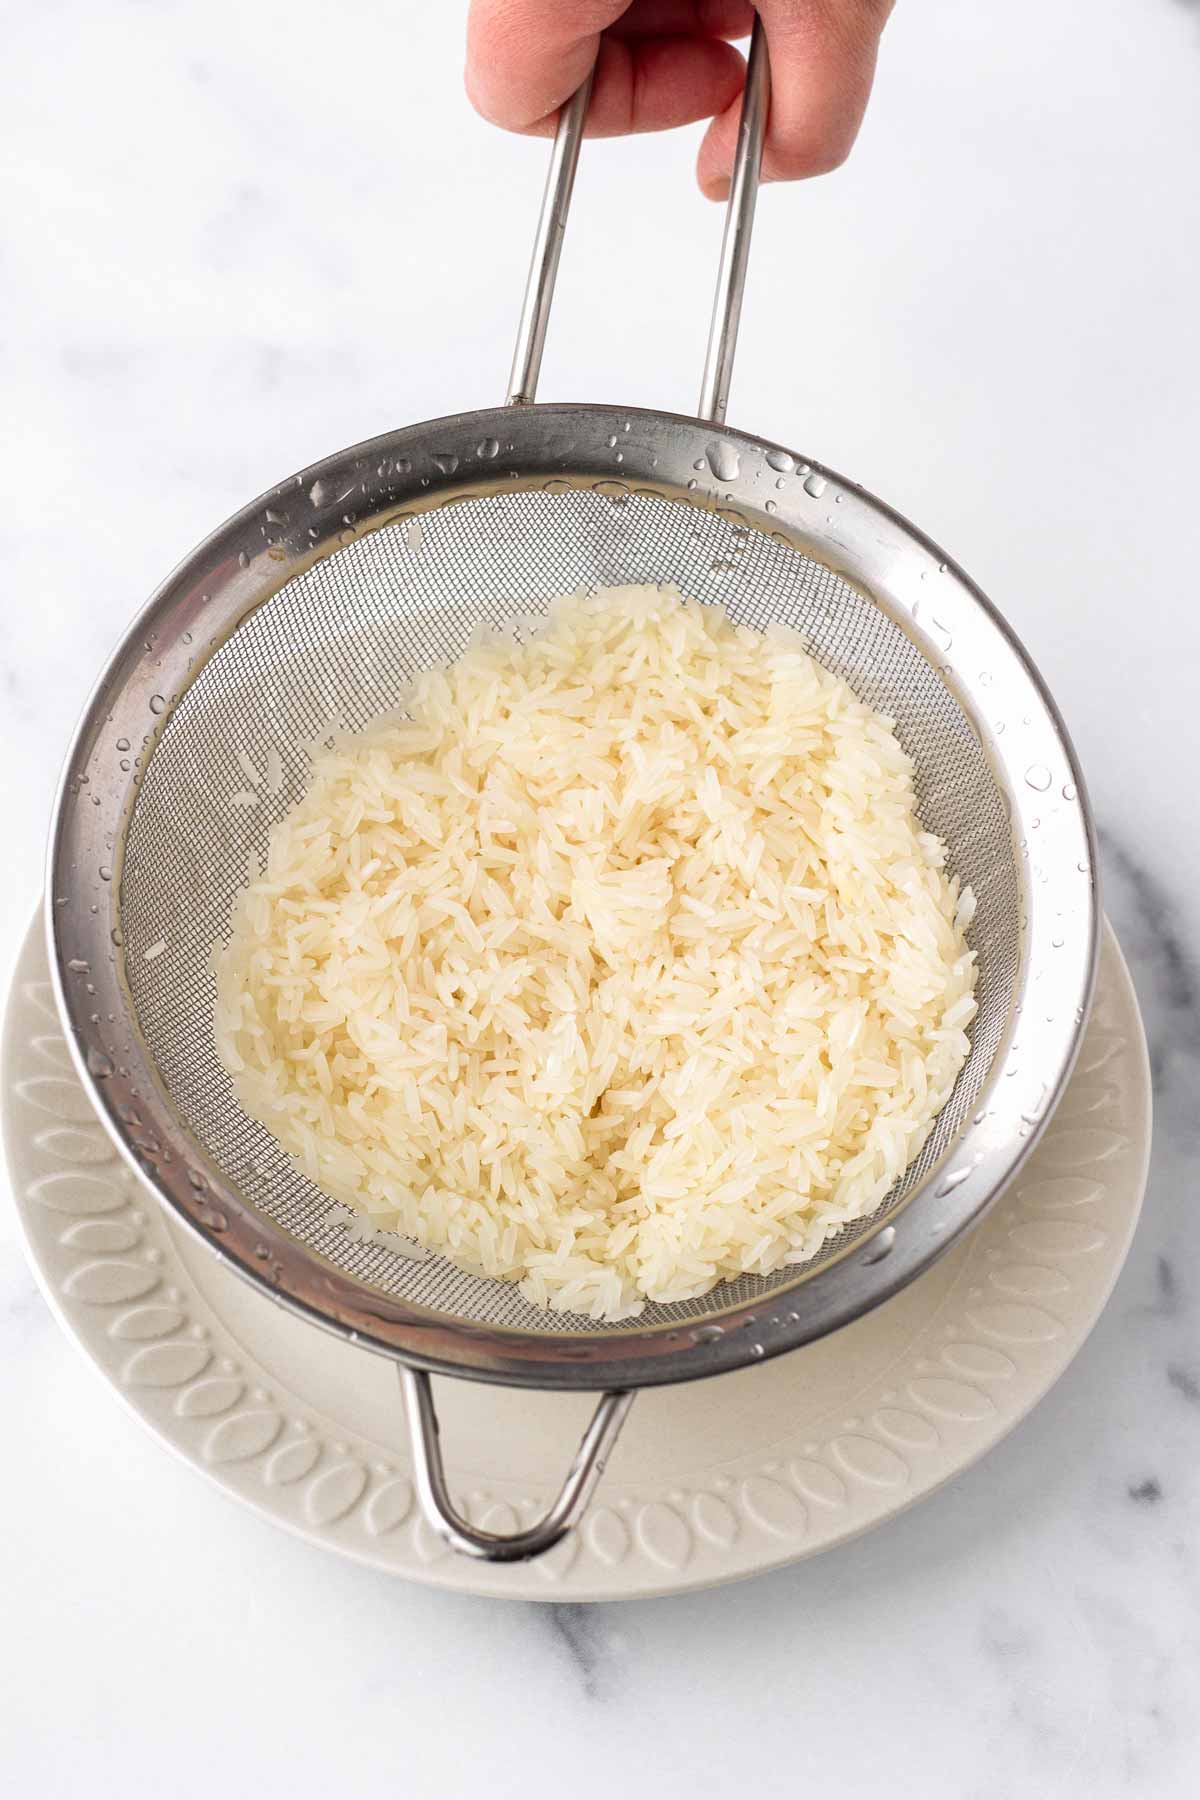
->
[116, 736, 130, 752]
[86, 1047, 115, 1079]
[766, 448, 794, 474]
[936, 1163, 975, 1196]
[765, 499, 777, 514]
[264, 507, 287, 526]
[149, 694, 166, 715]
[803, 472, 826, 498]
[687, 477, 699, 490]
[237, 550, 250, 570]
[309, 478, 330, 506]
[67, 958, 89, 974]
[1024, 763, 1052, 792]
[195, 1203, 229, 1233]
[431, 452, 459, 476]
[705, 442, 740, 483]
[99, 865, 112, 882]
[693, 1324, 724, 1344]
[862, 1226, 897, 1265]
[605, 433, 618, 449]
[1062, 781, 1077, 801]
[477, 437, 499, 459]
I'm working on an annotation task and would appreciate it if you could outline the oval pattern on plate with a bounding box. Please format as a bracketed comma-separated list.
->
[1017, 1175, 1102, 1213]
[17, 1075, 97, 1124]
[28, 1170, 122, 1213]
[691, 1492, 738, 1548]
[31, 1126, 115, 1167]
[305, 1461, 367, 1526]
[830, 1436, 909, 1489]
[265, 1437, 322, 1487]
[365, 1477, 413, 1537]
[1010, 1218, 1108, 1259]
[1055, 1081, 1117, 1124]
[788, 1459, 848, 1509]
[109, 1304, 185, 1342]
[176, 1376, 244, 1419]
[907, 1377, 996, 1422]
[533, 1529, 579, 1583]
[412, 1518, 450, 1563]
[987, 1263, 1070, 1300]
[1076, 1033, 1123, 1076]
[965, 1302, 1063, 1344]
[64, 1259, 158, 1306]
[1036, 1128, 1127, 1172]
[636, 1502, 692, 1570]
[59, 1217, 139, 1254]
[872, 1408, 940, 1450]
[204, 1409, 282, 1464]
[123, 1340, 211, 1389]
[586, 1507, 630, 1566]
[31, 1033, 74, 1072]
[739, 1476, 807, 1539]
[475, 1498, 519, 1537]
[940, 1342, 1016, 1382]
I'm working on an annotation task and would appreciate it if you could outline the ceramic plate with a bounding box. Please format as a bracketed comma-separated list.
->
[4, 916, 1149, 1600]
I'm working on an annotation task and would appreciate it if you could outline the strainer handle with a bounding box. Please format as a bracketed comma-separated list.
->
[400, 1366, 634, 1562]
[507, 17, 770, 426]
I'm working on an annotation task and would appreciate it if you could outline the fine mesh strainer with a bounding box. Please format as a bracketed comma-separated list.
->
[49, 24, 1097, 1561]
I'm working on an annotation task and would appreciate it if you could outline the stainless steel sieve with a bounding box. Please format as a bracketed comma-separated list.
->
[48, 23, 1098, 1562]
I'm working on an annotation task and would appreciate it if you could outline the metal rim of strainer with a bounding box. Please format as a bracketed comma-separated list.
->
[46, 25, 1098, 1559]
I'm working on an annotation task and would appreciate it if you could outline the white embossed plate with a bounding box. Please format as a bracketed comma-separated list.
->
[4, 915, 1150, 1600]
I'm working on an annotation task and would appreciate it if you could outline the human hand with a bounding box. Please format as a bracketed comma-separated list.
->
[466, 2, 894, 200]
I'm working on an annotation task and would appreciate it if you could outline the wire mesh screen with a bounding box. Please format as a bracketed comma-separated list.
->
[121, 487, 1020, 1335]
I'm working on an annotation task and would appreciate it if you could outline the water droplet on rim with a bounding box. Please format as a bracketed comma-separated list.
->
[86, 1047, 115, 1080]
[1024, 764, 1052, 791]
[705, 442, 741, 484]
[476, 437, 499, 459]
[149, 694, 166, 716]
[803, 472, 826, 498]
[766, 448, 794, 474]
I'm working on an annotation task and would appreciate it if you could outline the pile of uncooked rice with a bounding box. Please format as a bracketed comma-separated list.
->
[214, 585, 977, 1321]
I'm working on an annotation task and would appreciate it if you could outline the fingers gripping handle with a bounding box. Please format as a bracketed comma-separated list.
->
[400, 1366, 634, 1562]
[506, 17, 771, 423]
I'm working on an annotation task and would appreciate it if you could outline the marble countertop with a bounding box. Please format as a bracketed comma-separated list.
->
[2, 0, 1198, 1793]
